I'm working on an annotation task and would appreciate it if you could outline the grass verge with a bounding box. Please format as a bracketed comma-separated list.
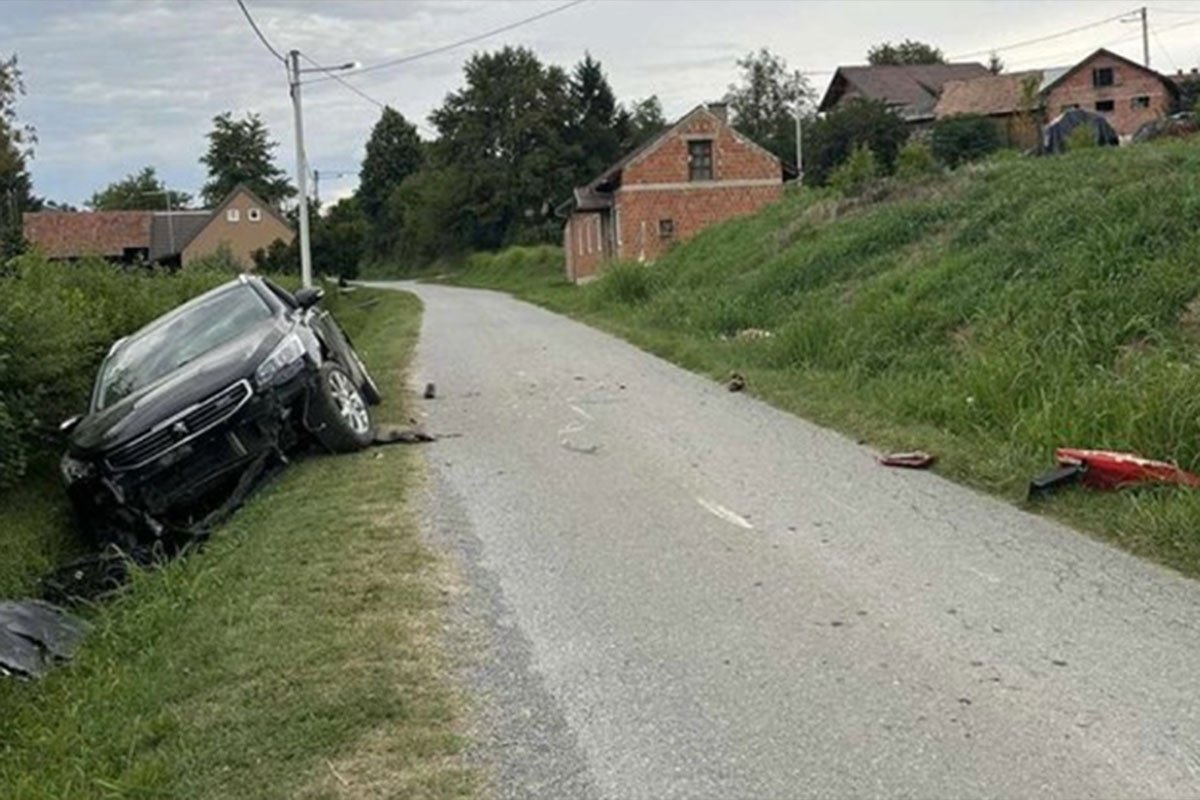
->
[0, 288, 475, 799]
[440, 140, 1200, 579]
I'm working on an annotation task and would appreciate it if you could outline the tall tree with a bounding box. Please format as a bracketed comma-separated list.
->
[358, 106, 423, 256]
[199, 112, 294, 208]
[568, 53, 622, 181]
[87, 166, 191, 211]
[867, 40, 947, 66]
[618, 95, 667, 152]
[0, 54, 37, 260]
[429, 46, 576, 250]
[726, 48, 814, 164]
[987, 51, 1005, 75]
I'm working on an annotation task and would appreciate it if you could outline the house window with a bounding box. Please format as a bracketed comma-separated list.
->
[1092, 67, 1114, 88]
[226, 208, 240, 223]
[248, 207, 262, 222]
[1094, 99, 1115, 113]
[1132, 95, 1151, 109]
[688, 140, 713, 181]
[659, 219, 675, 239]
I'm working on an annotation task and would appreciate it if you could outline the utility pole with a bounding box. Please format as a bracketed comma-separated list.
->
[794, 76, 805, 186]
[1141, 6, 1150, 68]
[288, 50, 314, 289]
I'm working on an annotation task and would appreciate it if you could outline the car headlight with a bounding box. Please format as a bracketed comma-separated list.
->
[60, 453, 96, 484]
[254, 334, 307, 388]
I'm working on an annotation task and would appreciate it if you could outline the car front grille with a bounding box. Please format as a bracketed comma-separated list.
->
[106, 380, 253, 471]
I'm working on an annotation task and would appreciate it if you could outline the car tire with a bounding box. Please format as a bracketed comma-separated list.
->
[311, 362, 375, 453]
[347, 347, 382, 406]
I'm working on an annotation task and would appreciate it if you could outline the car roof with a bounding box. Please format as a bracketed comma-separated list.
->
[111, 276, 273, 356]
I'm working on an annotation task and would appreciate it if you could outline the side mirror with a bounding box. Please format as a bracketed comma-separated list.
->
[294, 287, 324, 309]
[59, 415, 83, 435]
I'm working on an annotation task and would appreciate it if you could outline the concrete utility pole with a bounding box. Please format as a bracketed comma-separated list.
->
[1141, 6, 1150, 68]
[794, 76, 805, 186]
[288, 50, 314, 289]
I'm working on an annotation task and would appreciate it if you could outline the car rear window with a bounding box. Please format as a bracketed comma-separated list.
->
[95, 285, 273, 409]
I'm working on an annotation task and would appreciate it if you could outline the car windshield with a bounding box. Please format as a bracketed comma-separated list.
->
[95, 285, 273, 409]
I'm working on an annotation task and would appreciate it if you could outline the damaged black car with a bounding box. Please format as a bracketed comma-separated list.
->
[59, 275, 380, 548]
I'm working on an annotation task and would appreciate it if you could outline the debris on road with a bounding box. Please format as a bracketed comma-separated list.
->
[0, 600, 91, 680]
[424, 382, 437, 399]
[728, 372, 746, 392]
[561, 440, 600, 455]
[878, 451, 936, 469]
[374, 425, 437, 446]
[1030, 448, 1200, 497]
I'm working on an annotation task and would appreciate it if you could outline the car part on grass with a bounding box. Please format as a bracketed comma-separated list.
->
[60, 275, 379, 550]
[373, 425, 436, 446]
[728, 372, 746, 392]
[1028, 463, 1087, 499]
[878, 451, 936, 469]
[1055, 448, 1200, 491]
[0, 600, 91, 680]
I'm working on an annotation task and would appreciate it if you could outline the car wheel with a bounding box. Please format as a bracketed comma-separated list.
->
[311, 362, 375, 452]
[347, 347, 382, 406]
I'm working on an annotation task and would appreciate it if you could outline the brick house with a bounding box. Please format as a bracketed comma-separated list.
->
[559, 103, 787, 282]
[818, 62, 991, 129]
[935, 49, 1179, 142]
[23, 185, 293, 269]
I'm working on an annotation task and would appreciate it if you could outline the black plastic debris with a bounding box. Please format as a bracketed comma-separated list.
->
[0, 600, 91, 680]
[373, 425, 437, 446]
[423, 382, 437, 399]
[1028, 463, 1086, 499]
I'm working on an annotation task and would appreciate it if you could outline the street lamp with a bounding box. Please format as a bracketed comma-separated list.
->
[288, 53, 360, 288]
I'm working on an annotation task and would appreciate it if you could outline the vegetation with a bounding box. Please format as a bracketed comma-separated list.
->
[0, 288, 473, 799]
[0, 54, 38, 259]
[931, 114, 1003, 168]
[199, 112, 295, 208]
[828, 143, 878, 195]
[86, 167, 191, 211]
[726, 48, 814, 165]
[866, 39, 946, 65]
[894, 139, 939, 180]
[447, 140, 1200, 578]
[804, 97, 909, 185]
[358, 107, 425, 259]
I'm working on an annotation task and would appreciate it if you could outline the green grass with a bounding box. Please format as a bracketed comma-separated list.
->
[443, 140, 1200, 578]
[0, 289, 475, 799]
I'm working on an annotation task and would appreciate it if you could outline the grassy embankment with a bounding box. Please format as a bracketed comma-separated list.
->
[445, 140, 1200, 578]
[0, 287, 474, 799]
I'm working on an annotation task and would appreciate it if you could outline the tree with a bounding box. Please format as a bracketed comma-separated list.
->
[568, 53, 623, 183]
[829, 143, 878, 196]
[931, 114, 1002, 167]
[358, 106, 424, 257]
[199, 112, 294, 208]
[987, 52, 1005, 75]
[618, 95, 667, 152]
[87, 166, 191, 211]
[803, 97, 909, 185]
[867, 40, 946, 66]
[429, 46, 576, 250]
[0, 54, 37, 260]
[726, 48, 814, 164]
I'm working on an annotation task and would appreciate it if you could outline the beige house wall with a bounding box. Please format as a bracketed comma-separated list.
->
[182, 189, 293, 270]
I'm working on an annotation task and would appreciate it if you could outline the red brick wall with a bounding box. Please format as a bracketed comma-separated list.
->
[614, 184, 781, 263]
[564, 212, 607, 281]
[621, 112, 781, 185]
[1046, 54, 1172, 137]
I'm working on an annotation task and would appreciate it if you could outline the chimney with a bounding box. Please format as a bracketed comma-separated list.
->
[706, 101, 729, 123]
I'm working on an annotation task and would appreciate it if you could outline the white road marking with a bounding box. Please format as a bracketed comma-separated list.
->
[570, 404, 594, 420]
[697, 497, 755, 530]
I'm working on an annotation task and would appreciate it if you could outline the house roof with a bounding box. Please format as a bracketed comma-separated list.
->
[1040, 48, 1178, 96]
[557, 104, 786, 216]
[21, 210, 152, 258]
[149, 211, 211, 261]
[935, 70, 1045, 117]
[818, 62, 991, 121]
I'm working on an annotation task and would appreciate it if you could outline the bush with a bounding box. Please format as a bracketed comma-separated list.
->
[0, 255, 229, 490]
[829, 144, 879, 196]
[595, 261, 661, 305]
[804, 98, 909, 185]
[931, 114, 1002, 168]
[1065, 123, 1099, 151]
[894, 140, 940, 180]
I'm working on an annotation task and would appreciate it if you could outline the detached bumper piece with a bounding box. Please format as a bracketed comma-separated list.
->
[1029, 448, 1200, 499]
[0, 600, 90, 680]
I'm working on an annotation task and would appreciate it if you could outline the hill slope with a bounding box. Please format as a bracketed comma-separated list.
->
[450, 140, 1200, 575]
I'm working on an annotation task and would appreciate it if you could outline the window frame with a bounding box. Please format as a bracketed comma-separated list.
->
[1132, 95, 1151, 109]
[247, 207, 262, 222]
[226, 208, 240, 223]
[1092, 67, 1115, 88]
[687, 139, 714, 182]
[658, 218, 675, 240]
[1094, 99, 1115, 113]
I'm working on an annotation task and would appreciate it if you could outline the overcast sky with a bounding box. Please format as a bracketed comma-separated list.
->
[4, 0, 1199, 208]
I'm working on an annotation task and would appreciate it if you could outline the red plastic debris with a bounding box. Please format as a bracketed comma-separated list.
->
[878, 451, 936, 469]
[1054, 448, 1200, 491]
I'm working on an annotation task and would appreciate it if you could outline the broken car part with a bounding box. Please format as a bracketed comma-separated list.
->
[1054, 448, 1200, 491]
[1028, 463, 1086, 499]
[878, 451, 936, 469]
[0, 601, 91, 680]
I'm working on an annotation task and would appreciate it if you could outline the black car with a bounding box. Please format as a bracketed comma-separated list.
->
[59, 275, 381, 548]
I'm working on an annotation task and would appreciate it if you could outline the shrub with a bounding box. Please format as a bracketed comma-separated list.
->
[894, 140, 940, 180]
[595, 261, 660, 305]
[829, 144, 879, 196]
[931, 114, 1002, 168]
[803, 97, 909, 185]
[0, 255, 228, 490]
[1065, 123, 1099, 151]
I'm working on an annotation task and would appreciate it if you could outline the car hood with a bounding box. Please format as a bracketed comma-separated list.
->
[70, 318, 291, 456]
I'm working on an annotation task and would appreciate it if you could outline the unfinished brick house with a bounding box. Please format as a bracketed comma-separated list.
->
[935, 48, 1179, 143]
[559, 103, 788, 282]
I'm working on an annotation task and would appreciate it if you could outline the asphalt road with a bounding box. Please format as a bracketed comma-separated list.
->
[380, 281, 1200, 799]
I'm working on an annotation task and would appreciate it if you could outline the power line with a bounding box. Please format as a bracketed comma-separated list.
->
[309, 0, 588, 82]
[235, 0, 285, 63]
[297, 51, 440, 137]
[1149, 6, 1200, 13]
[950, 9, 1133, 59]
